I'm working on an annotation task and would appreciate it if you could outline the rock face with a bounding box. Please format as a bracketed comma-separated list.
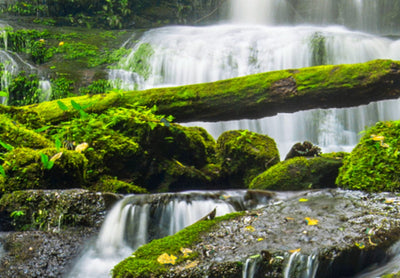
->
[113, 189, 400, 278]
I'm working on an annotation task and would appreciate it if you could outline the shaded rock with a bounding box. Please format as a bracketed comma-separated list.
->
[285, 141, 321, 160]
[0, 189, 107, 231]
[216, 130, 280, 188]
[337, 120, 400, 192]
[249, 156, 343, 191]
[0, 229, 96, 278]
[115, 189, 400, 278]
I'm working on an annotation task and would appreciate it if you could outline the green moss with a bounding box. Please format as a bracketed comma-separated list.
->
[91, 176, 148, 194]
[0, 114, 52, 150]
[382, 272, 400, 278]
[216, 130, 280, 188]
[1, 147, 87, 193]
[336, 120, 400, 192]
[117, 43, 154, 82]
[250, 156, 343, 191]
[112, 212, 244, 278]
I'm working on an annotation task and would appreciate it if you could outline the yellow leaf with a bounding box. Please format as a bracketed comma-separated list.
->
[59, 41, 64, 46]
[289, 248, 301, 253]
[183, 260, 199, 269]
[257, 238, 264, 241]
[355, 242, 365, 249]
[180, 247, 193, 258]
[75, 142, 89, 153]
[385, 198, 395, 204]
[285, 217, 295, 221]
[304, 217, 319, 226]
[371, 134, 385, 141]
[299, 198, 309, 202]
[50, 152, 63, 162]
[245, 225, 255, 232]
[368, 236, 378, 246]
[157, 253, 177, 265]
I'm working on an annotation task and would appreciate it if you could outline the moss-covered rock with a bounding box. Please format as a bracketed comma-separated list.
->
[0, 189, 106, 231]
[336, 120, 400, 192]
[1, 147, 87, 193]
[250, 156, 343, 191]
[91, 176, 148, 194]
[216, 130, 279, 188]
[112, 212, 243, 278]
[0, 114, 52, 150]
[285, 141, 321, 160]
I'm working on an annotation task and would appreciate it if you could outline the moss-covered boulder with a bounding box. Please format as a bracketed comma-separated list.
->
[285, 141, 322, 160]
[336, 120, 400, 192]
[1, 147, 87, 193]
[216, 130, 279, 188]
[250, 156, 343, 191]
[0, 189, 106, 231]
[91, 176, 148, 194]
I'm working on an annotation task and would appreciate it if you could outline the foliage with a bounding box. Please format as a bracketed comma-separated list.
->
[336, 120, 400, 192]
[7, 72, 41, 106]
[50, 75, 74, 100]
[79, 79, 112, 95]
[40, 152, 54, 170]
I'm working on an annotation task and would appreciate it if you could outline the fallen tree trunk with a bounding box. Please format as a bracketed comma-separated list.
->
[20, 59, 400, 123]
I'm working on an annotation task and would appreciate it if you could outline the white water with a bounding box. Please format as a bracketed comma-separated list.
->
[283, 252, 319, 278]
[67, 191, 267, 278]
[38, 80, 52, 102]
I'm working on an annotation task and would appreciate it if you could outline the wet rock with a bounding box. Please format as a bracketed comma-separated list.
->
[117, 189, 400, 277]
[285, 141, 321, 160]
[0, 228, 97, 278]
[0, 189, 107, 231]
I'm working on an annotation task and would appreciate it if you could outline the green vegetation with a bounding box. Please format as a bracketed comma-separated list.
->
[337, 120, 400, 192]
[112, 212, 244, 278]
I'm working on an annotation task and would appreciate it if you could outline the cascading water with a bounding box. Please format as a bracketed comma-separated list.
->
[283, 252, 319, 278]
[67, 190, 270, 278]
[38, 80, 52, 103]
[109, 0, 400, 156]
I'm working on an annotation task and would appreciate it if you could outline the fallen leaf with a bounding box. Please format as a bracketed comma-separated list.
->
[50, 152, 63, 162]
[304, 217, 319, 226]
[385, 198, 395, 204]
[180, 247, 193, 258]
[299, 198, 309, 202]
[257, 238, 264, 241]
[355, 242, 365, 249]
[75, 142, 89, 153]
[285, 217, 295, 221]
[183, 260, 198, 269]
[371, 134, 385, 141]
[368, 236, 378, 246]
[289, 248, 301, 253]
[157, 253, 177, 265]
[245, 225, 255, 232]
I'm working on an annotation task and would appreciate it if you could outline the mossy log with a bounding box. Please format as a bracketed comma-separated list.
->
[19, 59, 400, 123]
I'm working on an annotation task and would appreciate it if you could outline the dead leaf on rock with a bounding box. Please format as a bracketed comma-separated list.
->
[304, 217, 319, 226]
[157, 253, 177, 265]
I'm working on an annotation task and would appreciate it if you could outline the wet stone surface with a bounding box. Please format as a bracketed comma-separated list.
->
[169, 189, 400, 277]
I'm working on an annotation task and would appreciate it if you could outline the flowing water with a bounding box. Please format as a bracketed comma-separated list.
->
[66, 190, 270, 278]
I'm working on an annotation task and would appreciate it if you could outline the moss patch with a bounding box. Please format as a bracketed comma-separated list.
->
[336, 120, 400, 192]
[250, 156, 343, 191]
[112, 212, 244, 278]
[91, 176, 148, 194]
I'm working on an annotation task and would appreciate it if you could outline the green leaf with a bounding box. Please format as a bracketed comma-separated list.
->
[34, 126, 51, 133]
[57, 100, 69, 111]
[0, 140, 13, 151]
[70, 100, 82, 111]
[148, 122, 157, 130]
[55, 138, 62, 151]
[79, 109, 88, 119]
[47, 160, 54, 170]
[0, 165, 6, 178]
[0, 90, 8, 97]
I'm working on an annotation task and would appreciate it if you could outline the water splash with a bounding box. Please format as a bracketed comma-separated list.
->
[242, 254, 263, 278]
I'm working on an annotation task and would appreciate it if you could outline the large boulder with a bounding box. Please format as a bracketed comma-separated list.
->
[336, 120, 400, 192]
[112, 189, 400, 278]
[216, 130, 280, 188]
[249, 155, 343, 191]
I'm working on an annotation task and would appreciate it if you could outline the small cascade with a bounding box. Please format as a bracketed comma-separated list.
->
[109, 25, 399, 91]
[0, 51, 19, 105]
[67, 190, 270, 278]
[38, 80, 52, 103]
[242, 254, 263, 278]
[283, 252, 319, 278]
[183, 98, 400, 156]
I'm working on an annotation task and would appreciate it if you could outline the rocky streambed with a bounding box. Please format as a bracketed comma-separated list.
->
[115, 189, 400, 278]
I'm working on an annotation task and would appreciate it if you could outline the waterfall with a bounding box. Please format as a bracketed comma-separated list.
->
[283, 252, 319, 278]
[0, 51, 19, 105]
[38, 80, 52, 103]
[242, 254, 263, 278]
[67, 190, 270, 278]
